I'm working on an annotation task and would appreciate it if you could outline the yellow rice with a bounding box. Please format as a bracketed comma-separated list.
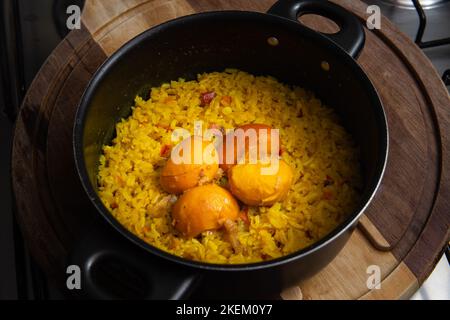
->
[98, 69, 362, 264]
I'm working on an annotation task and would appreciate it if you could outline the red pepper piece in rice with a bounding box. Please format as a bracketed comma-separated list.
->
[200, 91, 216, 106]
[160, 144, 171, 157]
[220, 95, 232, 106]
[239, 206, 250, 226]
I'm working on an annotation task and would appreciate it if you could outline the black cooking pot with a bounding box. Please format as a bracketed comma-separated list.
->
[72, 0, 388, 299]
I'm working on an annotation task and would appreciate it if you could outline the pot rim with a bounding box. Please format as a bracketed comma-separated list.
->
[73, 10, 389, 272]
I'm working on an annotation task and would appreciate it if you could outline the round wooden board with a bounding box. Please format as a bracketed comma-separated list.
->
[12, 0, 450, 299]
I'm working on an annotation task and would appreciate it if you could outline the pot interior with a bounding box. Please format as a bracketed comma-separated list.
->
[78, 12, 387, 245]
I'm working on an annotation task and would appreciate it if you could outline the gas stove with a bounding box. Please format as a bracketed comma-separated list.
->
[0, 0, 449, 300]
[366, 0, 450, 89]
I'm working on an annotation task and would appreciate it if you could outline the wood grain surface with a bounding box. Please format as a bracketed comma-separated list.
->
[11, 0, 450, 299]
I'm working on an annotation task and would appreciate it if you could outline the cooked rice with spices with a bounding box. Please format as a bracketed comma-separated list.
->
[98, 69, 362, 264]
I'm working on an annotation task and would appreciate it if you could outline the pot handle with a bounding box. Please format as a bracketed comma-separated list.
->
[267, 0, 365, 58]
[67, 220, 200, 299]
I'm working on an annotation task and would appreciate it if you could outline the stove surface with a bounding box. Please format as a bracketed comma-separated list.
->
[364, 0, 450, 88]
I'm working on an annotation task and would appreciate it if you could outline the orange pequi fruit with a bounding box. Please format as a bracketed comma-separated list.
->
[228, 159, 293, 206]
[171, 184, 240, 237]
[219, 123, 279, 172]
[160, 136, 218, 194]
